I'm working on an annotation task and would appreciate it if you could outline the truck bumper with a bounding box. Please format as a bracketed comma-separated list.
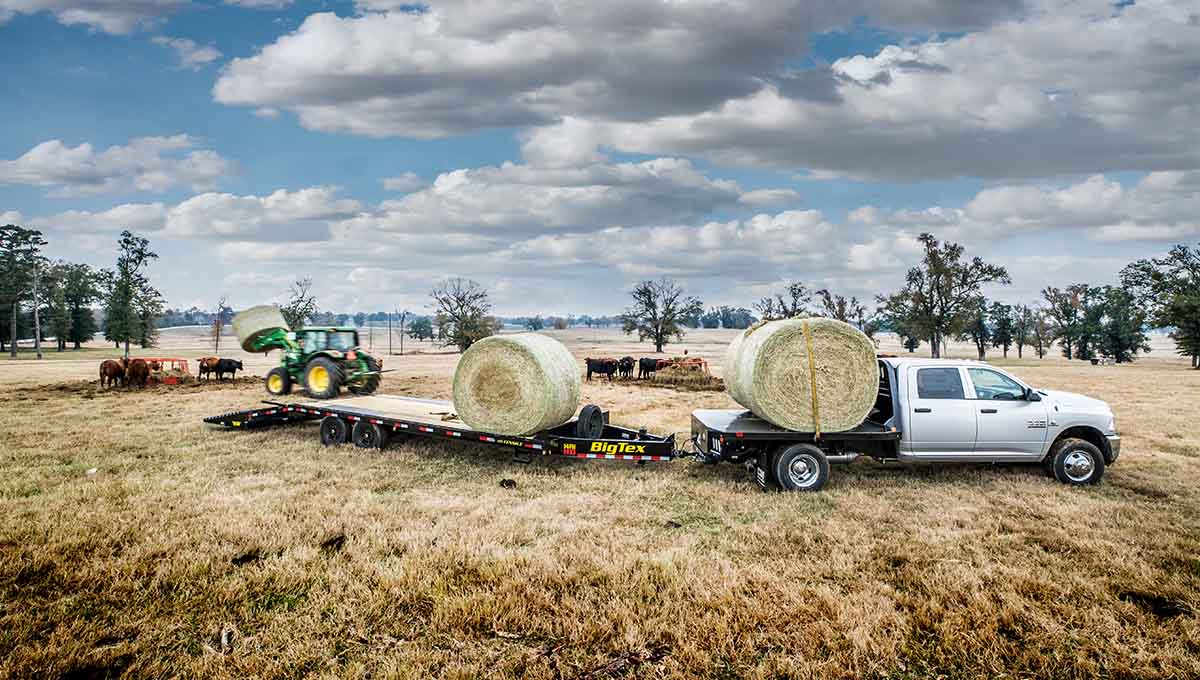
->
[1106, 435, 1121, 464]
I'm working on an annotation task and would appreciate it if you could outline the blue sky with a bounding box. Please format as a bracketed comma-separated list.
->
[1, 1, 1197, 315]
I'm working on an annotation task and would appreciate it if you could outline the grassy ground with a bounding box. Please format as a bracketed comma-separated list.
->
[1, 328, 1197, 678]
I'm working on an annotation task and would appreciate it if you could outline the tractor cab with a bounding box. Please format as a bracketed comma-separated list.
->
[296, 327, 361, 354]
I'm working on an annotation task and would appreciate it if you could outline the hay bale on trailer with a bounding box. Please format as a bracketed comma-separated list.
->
[232, 305, 289, 352]
[724, 317, 877, 432]
[452, 333, 581, 436]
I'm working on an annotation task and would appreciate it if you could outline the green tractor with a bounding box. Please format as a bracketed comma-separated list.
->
[233, 306, 382, 399]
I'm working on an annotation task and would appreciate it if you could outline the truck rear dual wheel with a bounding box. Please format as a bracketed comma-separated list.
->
[1049, 438, 1105, 485]
[771, 443, 830, 492]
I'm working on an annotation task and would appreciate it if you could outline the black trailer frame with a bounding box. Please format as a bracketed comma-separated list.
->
[690, 408, 902, 491]
[204, 395, 678, 463]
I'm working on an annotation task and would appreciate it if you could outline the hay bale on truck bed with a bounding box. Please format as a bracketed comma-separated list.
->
[724, 317, 877, 432]
[232, 305, 289, 352]
[452, 333, 581, 436]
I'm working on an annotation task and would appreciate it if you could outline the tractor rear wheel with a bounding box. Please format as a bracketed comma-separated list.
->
[265, 367, 292, 396]
[305, 357, 342, 399]
[349, 356, 381, 396]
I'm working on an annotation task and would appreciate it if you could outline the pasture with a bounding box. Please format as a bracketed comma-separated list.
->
[1, 327, 1198, 678]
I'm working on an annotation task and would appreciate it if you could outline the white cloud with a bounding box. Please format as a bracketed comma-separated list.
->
[151, 36, 222, 70]
[340, 158, 745, 236]
[381, 171, 426, 192]
[0, 1, 187, 34]
[212, 1, 1026, 138]
[0, 135, 232, 195]
[163, 187, 361, 239]
[739, 188, 801, 208]
[33, 202, 168, 233]
[2, 210, 25, 224]
[224, 0, 292, 8]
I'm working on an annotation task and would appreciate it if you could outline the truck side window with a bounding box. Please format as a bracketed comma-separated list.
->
[916, 367, 965, 399]
[967, 368, 1025, 400]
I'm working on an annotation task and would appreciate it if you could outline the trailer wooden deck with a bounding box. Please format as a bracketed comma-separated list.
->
[302, 395, 468, 430]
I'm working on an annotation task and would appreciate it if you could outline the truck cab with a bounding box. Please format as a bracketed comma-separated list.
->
[691, 357, 1120, 491]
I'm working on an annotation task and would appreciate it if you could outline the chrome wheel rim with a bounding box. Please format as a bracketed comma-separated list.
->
[788, 454, 819, 488]
[1063, 450, 1095, 482]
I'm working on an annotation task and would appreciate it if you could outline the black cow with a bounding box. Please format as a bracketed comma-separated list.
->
[638, 357, 660, 380]
[585, 357, 618, 381]
[214, 358, 244, 380]
[618, 356, 635, 379]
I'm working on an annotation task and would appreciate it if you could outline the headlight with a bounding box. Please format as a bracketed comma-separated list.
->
[1107, 415, 1116, 434]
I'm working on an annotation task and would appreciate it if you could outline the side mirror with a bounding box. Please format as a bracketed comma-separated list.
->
[1025, 388, 1041, 402]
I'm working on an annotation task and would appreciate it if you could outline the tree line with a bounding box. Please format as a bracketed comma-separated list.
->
[1, 225, 161, 359]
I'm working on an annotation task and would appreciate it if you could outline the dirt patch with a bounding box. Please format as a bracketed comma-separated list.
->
[13, 376, 261, 399]
[637, 365, 725, 392]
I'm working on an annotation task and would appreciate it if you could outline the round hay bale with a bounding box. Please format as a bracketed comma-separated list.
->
[232, 305, 289, 352]
[723, 318, 877, 432]
[452, 333, 581, 436]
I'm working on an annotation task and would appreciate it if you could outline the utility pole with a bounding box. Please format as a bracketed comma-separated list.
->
[388, 311, 392, 355]
[32, 259, 42, 360]
[397, 309, 408, 356]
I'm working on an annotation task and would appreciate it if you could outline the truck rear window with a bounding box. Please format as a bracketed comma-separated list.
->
[916, 367, 965, 399]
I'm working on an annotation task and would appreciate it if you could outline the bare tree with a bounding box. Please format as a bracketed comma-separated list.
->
[211, 295, 230, 353]
[280, 278, 318, 330]
[622, 277, 703, 352]
[755, 281, 811, 321]
[430, 277, 494, 351]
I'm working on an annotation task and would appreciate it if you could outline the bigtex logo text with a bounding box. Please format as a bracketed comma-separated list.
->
[589, 442, 647, 454]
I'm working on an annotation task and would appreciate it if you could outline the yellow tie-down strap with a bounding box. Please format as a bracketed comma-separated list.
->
[802, 320, 821, 440]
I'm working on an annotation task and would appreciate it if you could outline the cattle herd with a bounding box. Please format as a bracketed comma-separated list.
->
[583, 355, 708, 381]
[96, 356, 243, 388]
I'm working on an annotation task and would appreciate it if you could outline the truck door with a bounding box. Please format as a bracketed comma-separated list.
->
[966, 368, 1048, 458]
[905, 366, 977, 456]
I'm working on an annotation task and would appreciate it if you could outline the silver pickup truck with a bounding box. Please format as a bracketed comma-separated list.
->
[691, 357, 1120, 492]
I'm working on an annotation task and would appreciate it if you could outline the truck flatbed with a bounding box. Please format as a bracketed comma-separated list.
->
[205, 394, 678, 462]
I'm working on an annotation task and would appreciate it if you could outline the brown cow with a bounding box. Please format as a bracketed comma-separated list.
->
[125, 358, 149, 388]
[197, 356, 219, 380]
[99, 359, 125, 388]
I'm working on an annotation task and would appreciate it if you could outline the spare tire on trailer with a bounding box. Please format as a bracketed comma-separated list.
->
[452, 333, 581, 436]
[724, 317, 877, 432]
[232, 305, 289, 352]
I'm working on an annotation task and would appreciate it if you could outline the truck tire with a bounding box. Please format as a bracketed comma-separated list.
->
[305, 357, 342, 399]
[352, 420, 389, 450]
[772, 443, 830, 492]
[349, 356, 381, 396]
[1049, 437, 1105, 485]
[320, 416, 348, 446]
[265, 367, 292, 396]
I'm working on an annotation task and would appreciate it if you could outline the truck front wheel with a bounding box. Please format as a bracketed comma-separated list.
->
[772, 443, 830, 492]
[1049, 438, 1105, 485]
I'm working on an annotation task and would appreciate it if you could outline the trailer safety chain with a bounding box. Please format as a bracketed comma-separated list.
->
[802, 320, 821, 441]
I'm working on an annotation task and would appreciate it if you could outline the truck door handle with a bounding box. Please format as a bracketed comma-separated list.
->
[980, 408, 997, 414]
[914, 408, 932, 413]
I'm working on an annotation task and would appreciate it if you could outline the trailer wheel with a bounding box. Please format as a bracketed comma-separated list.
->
[320, 416, 349, 446]
[305, 357, 342, 399]
[352, 420, 389, 450]
[265, 367, 292, 396]
[1050, 437, 1105, 485]
[575, 404, 605, 439]
[772, 444, 830, 492]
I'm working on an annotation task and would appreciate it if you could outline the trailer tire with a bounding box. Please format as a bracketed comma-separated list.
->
[320, 416, 349, 446]
[1050, 437, 1105, 485]
[352, 420, 389, 450]
[305, 357, 342, 399]
[265, 367, 292, 396]
[575, 404, 605, 439]
[772, 443, 830, 492]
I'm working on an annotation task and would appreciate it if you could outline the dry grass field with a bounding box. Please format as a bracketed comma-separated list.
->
[1, 327, 1198, 679]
